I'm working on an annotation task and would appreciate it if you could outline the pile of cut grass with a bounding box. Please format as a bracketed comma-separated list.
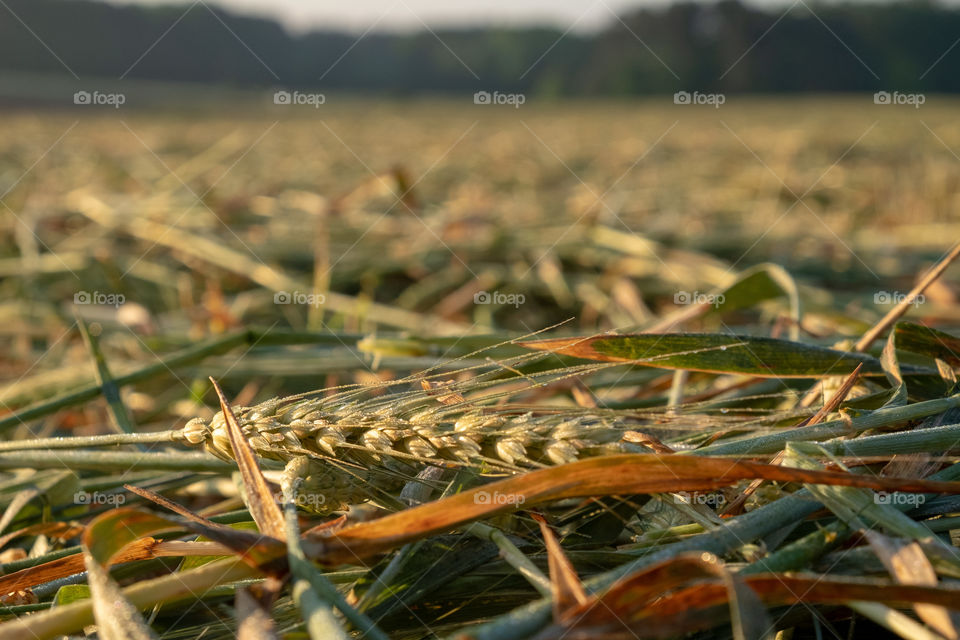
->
[0, 101, 959, 638]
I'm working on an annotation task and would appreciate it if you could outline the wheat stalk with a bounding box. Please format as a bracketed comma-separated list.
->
[1, 348, 806, 513]
[180, 391, 638, 512]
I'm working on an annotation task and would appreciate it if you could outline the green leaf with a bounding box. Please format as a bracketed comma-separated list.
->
[52, 584, 90, 607]
[521, 333, 889, 378]
[703, 264, 801, 340]
[894, 323, 960, 366]
[83, 509, 180, 567]
[879, 330, 907, 407]
[179, 521, 261, 571]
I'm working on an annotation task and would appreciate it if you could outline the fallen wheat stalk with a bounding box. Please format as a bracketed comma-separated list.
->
[179, 391, 640, 512]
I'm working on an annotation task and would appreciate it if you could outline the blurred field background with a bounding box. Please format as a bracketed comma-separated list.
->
[5, 96, 960, 637]
[4, 98, 959, 410]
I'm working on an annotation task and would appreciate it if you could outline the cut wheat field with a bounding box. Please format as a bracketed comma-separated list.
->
[0, 97, 959, 639]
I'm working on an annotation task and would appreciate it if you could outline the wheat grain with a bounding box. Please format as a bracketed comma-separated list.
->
[181, 393, 637, 512]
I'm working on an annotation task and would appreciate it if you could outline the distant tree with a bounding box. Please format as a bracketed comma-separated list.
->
[2, 0, 960, 95]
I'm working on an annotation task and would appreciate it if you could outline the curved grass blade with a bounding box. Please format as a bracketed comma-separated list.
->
[209, 377, 286, 540]
[0, 504, 281, 596]
[123, 484, 288, 574]
[646, 574, 960, 616]
[894, 322, 960, 367]
[77, 317, 139, 440]
[541, 552, 772, 640]
[83, 509, 183, 568]
[520, 333, 886, 378]
[531, 513, 587, 622]
[83, 548, 157, 640]
[649, 263, 801, 340]
[569, 574, 960, 639]
[52, 584, 90, 607]
[305, 453, 960, 566]
[81, 509, 184, 640]
[864, 531, 959, 639]
[880, 329, 907, 407]
[0, 556, 258, 640]
[0, 538, 162, 596]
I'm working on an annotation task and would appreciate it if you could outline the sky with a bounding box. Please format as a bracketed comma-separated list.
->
[102, 0, 680, 33]
[100, 0, 923, 34]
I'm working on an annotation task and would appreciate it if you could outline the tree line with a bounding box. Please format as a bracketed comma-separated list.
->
[1, 0, 958, 94]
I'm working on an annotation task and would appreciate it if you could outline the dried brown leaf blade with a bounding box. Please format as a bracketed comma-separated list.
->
[307, 453, 960, 565]
[531, 513, 588, 622]
[537, 556, 960, 640]
[865, 531, 959, 640]
[209, 377, 286, 540]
